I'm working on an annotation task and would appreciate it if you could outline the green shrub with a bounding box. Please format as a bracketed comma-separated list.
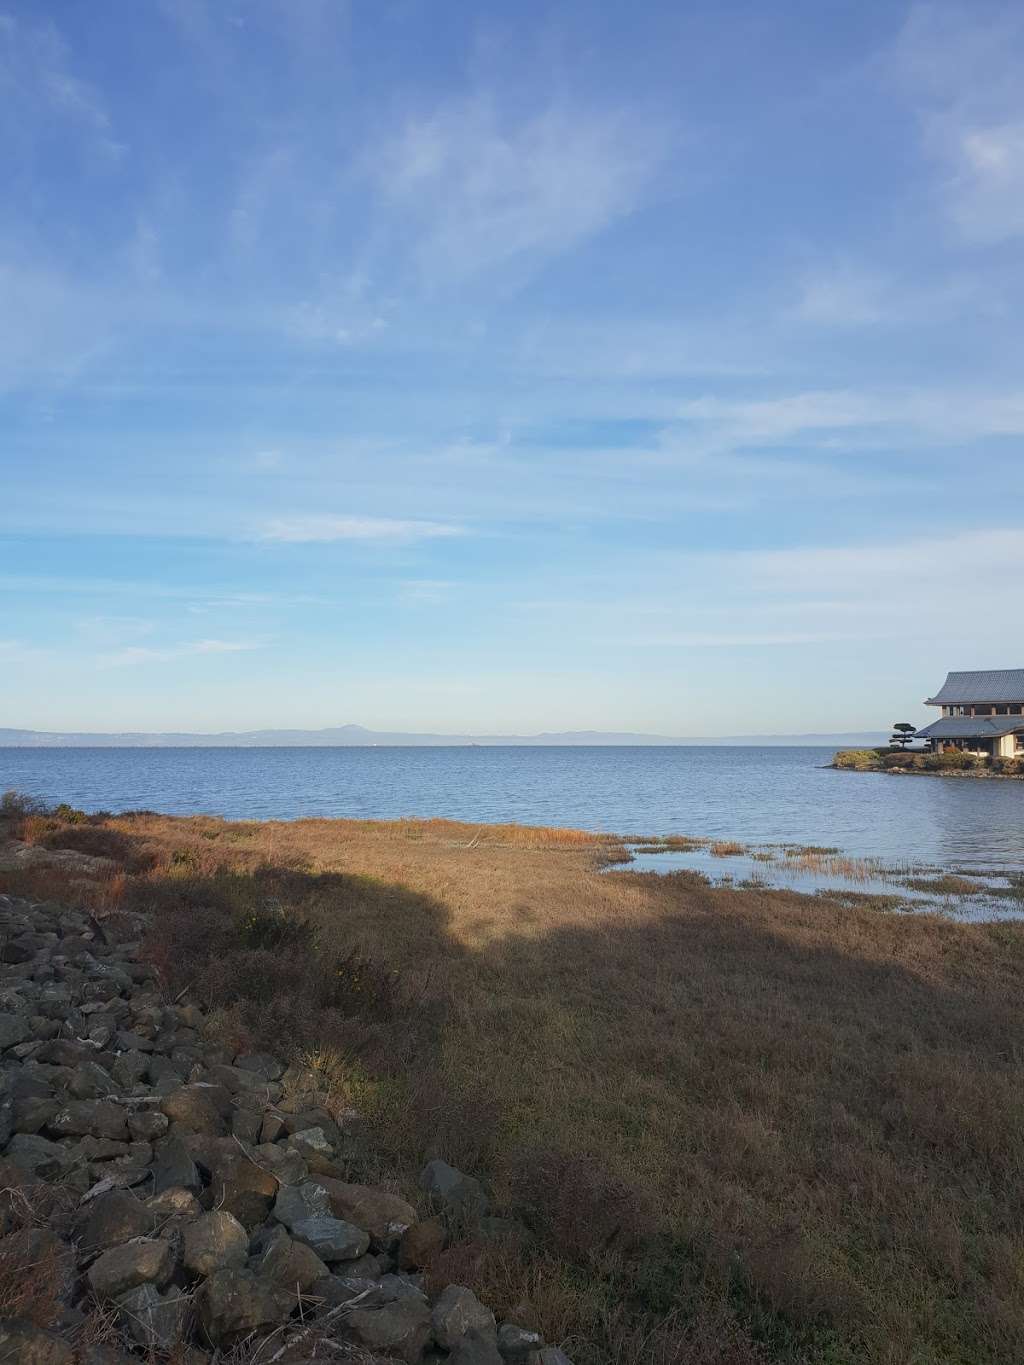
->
[0, 790, 47, 819]
[833, 749, 880, 770]
[52, 803, 87, 824]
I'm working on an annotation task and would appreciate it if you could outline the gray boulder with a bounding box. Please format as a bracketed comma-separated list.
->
[0, 1012, 30, 1050]
[346, 1296, 433, 1363]
[48, 1100, 128, 1142]
[114, 1283, 191, 1352]
[433, 1284, 496, 1349]
[272, 1178, 331, 1230]
[497, 1323, 545, 1360]
[420, 1159, 488, 1216]
[452, 1330, 505, 1365]
[291, 1214, 369, 1262]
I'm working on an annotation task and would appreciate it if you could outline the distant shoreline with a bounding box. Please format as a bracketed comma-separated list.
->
[0, 728, 890, 749]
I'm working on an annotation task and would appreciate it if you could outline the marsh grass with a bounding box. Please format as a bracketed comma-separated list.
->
[3, 802, 1024, 1362]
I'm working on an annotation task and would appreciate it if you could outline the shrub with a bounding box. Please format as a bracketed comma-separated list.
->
[0, 790, 47, 819]
[922, 750, 979, 771]
[52, 802, 87, 824]
[38, 824, 157, 872]
[832, 750, 879, 771]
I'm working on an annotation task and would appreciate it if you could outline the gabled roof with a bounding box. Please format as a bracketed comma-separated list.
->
[925, 669, 1024, 704]
[915, 716, 1024, 740]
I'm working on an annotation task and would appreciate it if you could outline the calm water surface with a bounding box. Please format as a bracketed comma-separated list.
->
[2, 745, 1023, 871]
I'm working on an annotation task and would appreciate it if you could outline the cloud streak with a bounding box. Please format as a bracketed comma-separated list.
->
[99, 639, 262, 667]
[260, 515, 465, 544]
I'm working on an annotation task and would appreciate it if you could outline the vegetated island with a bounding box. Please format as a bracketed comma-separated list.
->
[2, 791, 1023, 1363]
[832, 747, 1024, 778]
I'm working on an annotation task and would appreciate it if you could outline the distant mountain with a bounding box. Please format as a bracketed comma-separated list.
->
[0, 725, 889, 748]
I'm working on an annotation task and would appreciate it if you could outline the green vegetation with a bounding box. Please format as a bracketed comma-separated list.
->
[832, 748, 1024, 776]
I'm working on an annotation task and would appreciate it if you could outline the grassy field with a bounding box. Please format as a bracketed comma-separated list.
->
[3, 799, 1024, 1364]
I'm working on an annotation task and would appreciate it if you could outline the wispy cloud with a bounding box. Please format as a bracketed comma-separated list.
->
[260, 515, 465, 543]
[370, 96, 670, 283]
[0, 11, 122, 159]
[790, 261, 892, 326]
[667, 385, 1024, 457]
[99, 638, 262, 667]
[891, 2, 1024, 242]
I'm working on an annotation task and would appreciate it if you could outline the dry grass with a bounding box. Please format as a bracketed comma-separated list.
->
[4, 802, 1024, 1364]
[709, 840, 746, 857]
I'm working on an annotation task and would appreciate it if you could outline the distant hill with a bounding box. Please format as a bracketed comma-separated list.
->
[0, 725, 889, 748]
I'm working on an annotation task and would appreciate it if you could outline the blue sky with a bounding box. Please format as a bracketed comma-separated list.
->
[3, 0, 1024, 735]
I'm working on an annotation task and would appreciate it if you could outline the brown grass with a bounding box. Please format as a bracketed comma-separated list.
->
[3, 803, 1024, 1364]
[709, 840, 746, 857]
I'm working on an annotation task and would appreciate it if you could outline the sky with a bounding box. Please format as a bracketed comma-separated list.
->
[2, 0, 1024, 736]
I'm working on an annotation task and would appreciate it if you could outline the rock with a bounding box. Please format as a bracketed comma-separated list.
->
[230, 1107, 262, 1144]
[254, 1231, 330, 1295]
[452, 1331, 505, 1365]
[253, 1142, 307, 1185]
[433, 1284, 496, 1350]
[420, 1159, 488, 1216]
[114, 1029, 154, 1053]
[345, 1252, 384, 1278]
[87, 1238, 176, 1300]
[273, 1179, 331, 1230]
[128, 1108, 168, 1142]
[5, 1132, 69, 1177]
[379, 1273, 429, 1302]
[497, 1324, 544, 1360]
[234, 1051, 285, 1081]
[111, 1051, 149, 1089]
[0, 1318, 73, 1365]
[48, 1099, 128, 1141]
[78, 1189, 153, 1252]
[206, 1152, 278, 1229]
[399, 1215, 445, 1269]
[196, 1267, 291, 1347]
[260, 1112, 286, 1143]
[114, 1283, 191, 1353]
[147, 1186, 203, 1219]
[152, 1134, 202, 1194]
[526, 1352, 573, 1365]
[346, 1297, 432, 1363]
[319, 1178, 418, 1244]
[0, 1012, 30, 1050]
[183, 1210, 249, 1277]
[161, 1084, 232, 1135]
[12, 1095, 59, 1134]
[67, 1060, 116, 1099]
[291, 1214, 369, 1262]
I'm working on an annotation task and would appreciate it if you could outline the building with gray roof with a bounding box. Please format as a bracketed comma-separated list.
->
[915, 670, 1024, 756]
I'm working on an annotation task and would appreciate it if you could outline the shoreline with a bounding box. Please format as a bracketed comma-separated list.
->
[830, 748, 1024, 780]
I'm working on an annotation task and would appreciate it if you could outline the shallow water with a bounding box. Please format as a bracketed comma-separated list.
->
[617, 845, 1024, 922]
[2, 744, 1023, 872]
